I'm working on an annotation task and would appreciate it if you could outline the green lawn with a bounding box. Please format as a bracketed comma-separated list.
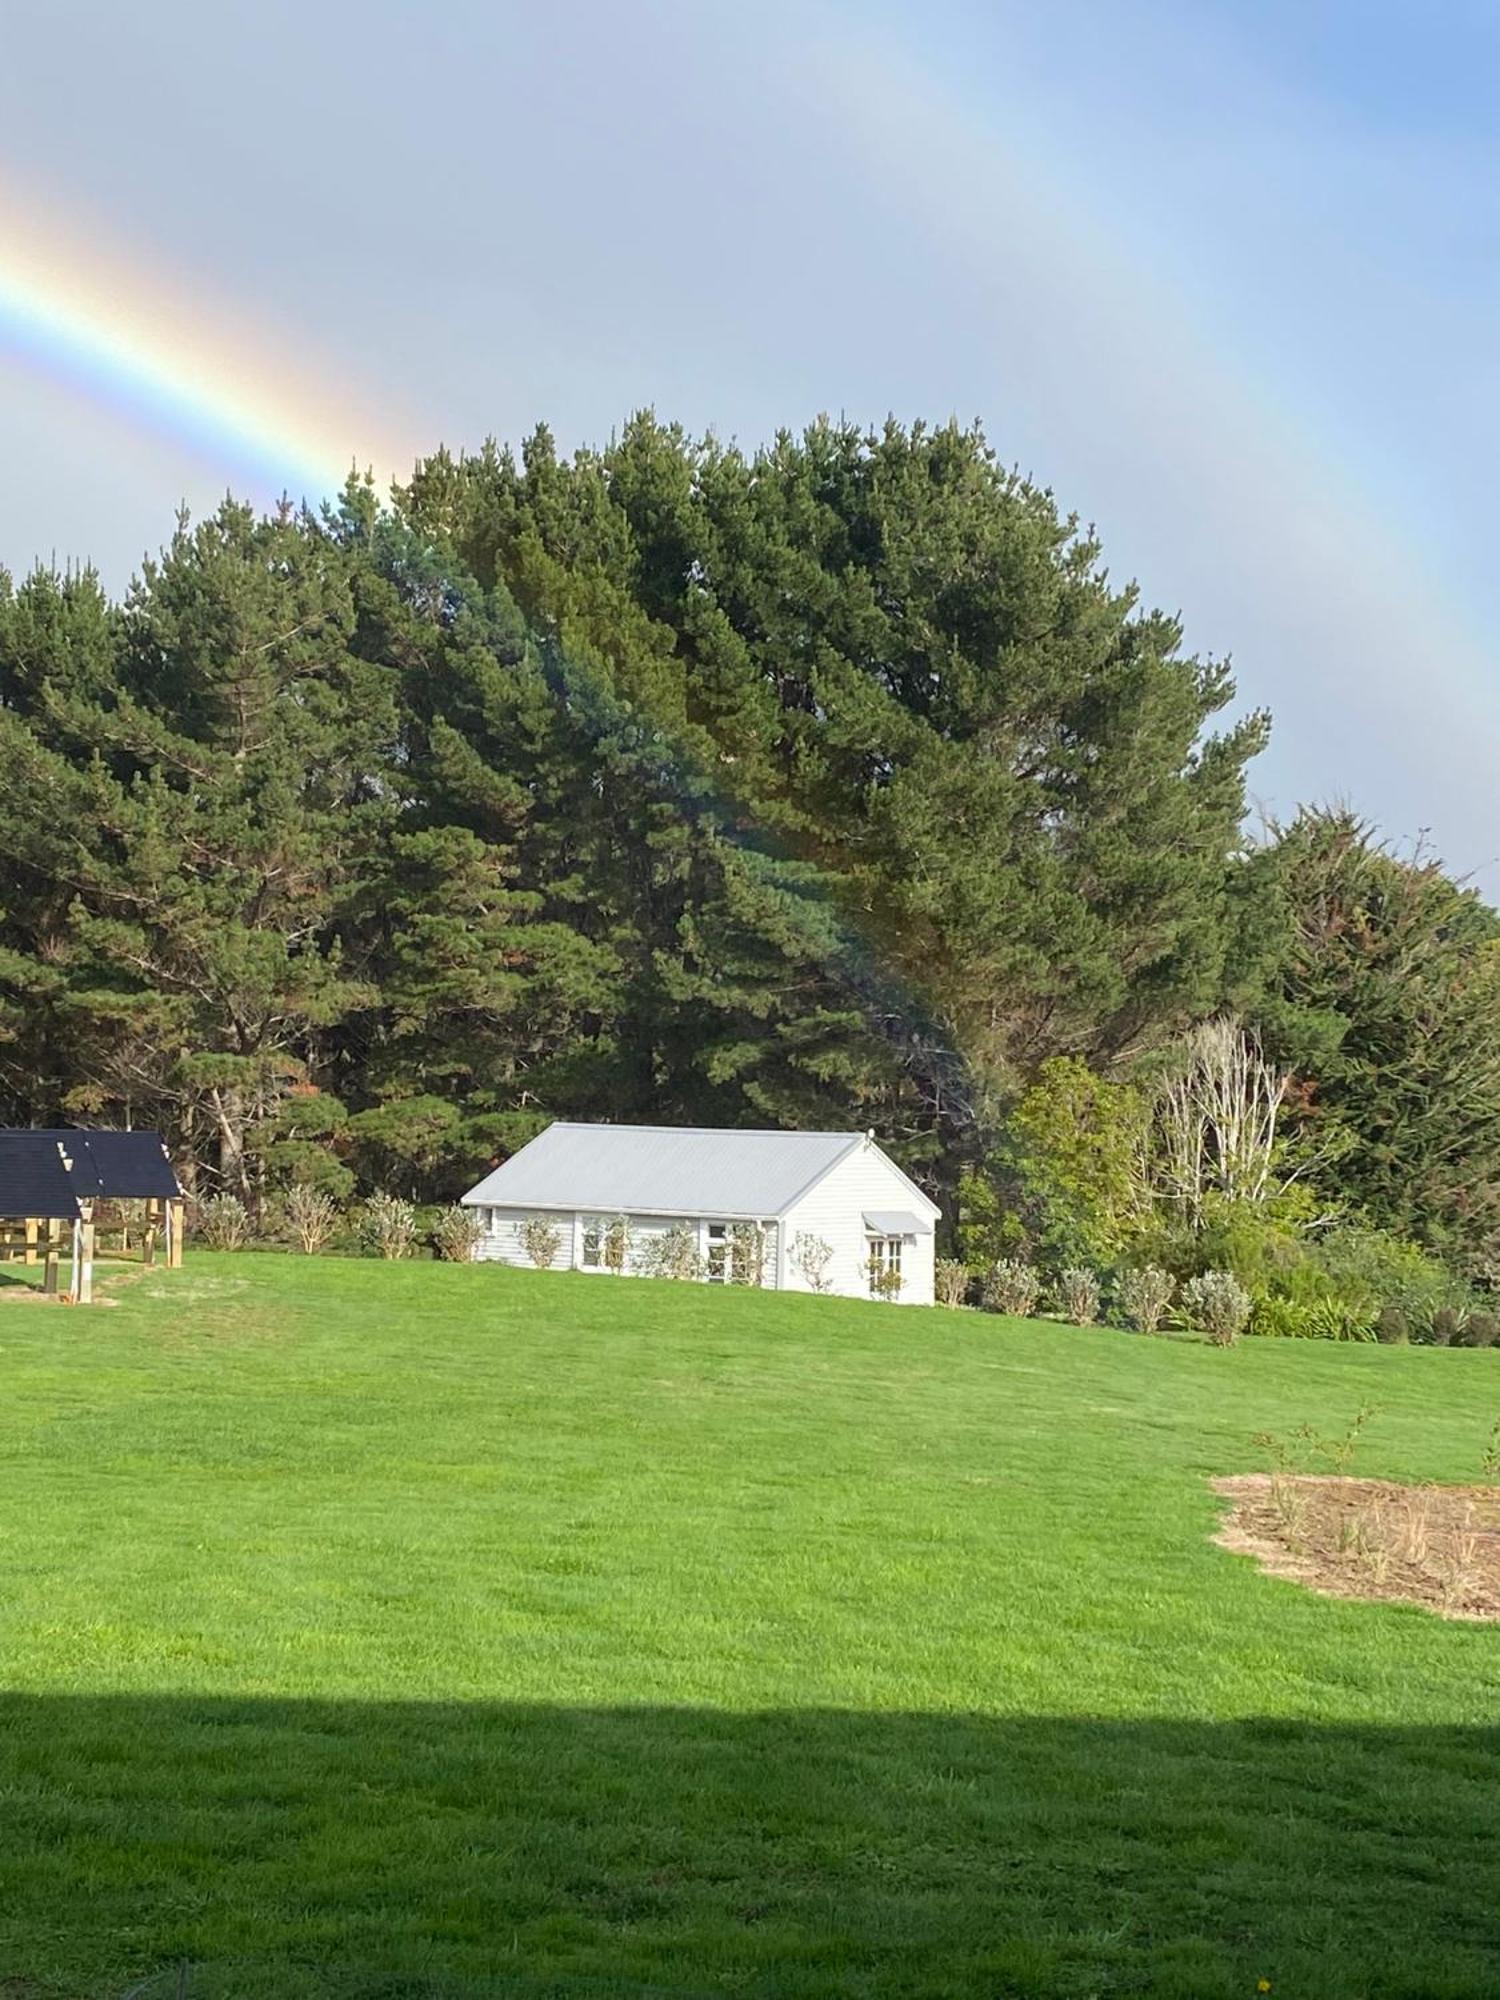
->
[0, 1254, 1497, 1998]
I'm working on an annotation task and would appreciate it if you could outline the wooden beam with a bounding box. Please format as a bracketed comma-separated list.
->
[42, 1219, 60, 1296]
[24, 1217, 37, 1267]
[166, 1198, 184, 1269]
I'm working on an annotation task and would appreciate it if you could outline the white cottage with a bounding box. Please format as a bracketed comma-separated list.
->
[460, 1122, 940, 1305]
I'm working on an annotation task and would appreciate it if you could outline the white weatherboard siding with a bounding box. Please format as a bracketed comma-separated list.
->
[460, 1124, 938, 1304]
[473, 1209, 782, 1287]
[477, 1207, 572, 1270]
[780, 1140, 937, 1306]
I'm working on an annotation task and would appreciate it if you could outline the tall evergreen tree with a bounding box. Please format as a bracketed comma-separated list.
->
[1247, 808, 1500, 1269]
[0, 503, 394, 1188]
[0, 413, 1276, 1213]
[403, 415, 1267, 1127]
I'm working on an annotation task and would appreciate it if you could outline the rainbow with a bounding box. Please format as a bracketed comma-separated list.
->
[0, 186, 417, 497]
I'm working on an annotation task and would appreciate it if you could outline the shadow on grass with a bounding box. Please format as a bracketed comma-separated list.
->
[3, 1697, 1496, 1999]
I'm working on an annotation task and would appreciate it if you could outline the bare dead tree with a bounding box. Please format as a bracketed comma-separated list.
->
[1155, 1017, 1288, 1225]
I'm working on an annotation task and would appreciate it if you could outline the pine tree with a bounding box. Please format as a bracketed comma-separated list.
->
[1248, 808, 1500, 1268]
[0, 503, 395, 1191]
[404, 415, 1266, 1134]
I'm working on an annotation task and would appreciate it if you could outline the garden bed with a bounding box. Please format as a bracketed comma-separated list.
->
[1213, 1473, 1500, 1621]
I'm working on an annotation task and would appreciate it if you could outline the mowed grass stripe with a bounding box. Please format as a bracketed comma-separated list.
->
[0, 1253, 1496, 1996]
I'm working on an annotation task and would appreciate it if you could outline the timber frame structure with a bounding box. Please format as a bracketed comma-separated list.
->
[0, 1129, 185, 1304]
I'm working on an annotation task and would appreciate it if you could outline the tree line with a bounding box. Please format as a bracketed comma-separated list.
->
[1, 415, 1496, 1308]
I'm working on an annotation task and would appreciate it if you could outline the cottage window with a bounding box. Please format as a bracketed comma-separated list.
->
[704, 1221, 729, 1283]
[868, 1235, 902, 1295]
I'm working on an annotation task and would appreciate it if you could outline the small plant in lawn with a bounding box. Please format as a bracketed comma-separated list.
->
[520, 1214, 564, 1269]
[1116, 1265, 1174, 1335]
[1395, 1486, 1434, 1568]
[982, 1259, 1041, 1318]
[1353, 1502, 1391, 1584]
[1273, 1477, 1309, 1546]
[1056, 1267, 1101, 1327]
[935, 1258, 971, 1308]
[432, 1204, 484, 1263]
[1256, 1403, 1378, 1480]
[196, 1193, 250, 1251]
[1442, 1503, 1481, 1607]
[1327, 1403, 1379, 1473]
[791, 1231, 835, 1294]
[280, 1183, 339, 1255]
[1252, 1427, 1310, 1545]
[1182, 1270, 1251, 1346]
[360, 1192, 419, 1260]
[638, 1221, 703, 1282]
[601, 1215, 630, 1276]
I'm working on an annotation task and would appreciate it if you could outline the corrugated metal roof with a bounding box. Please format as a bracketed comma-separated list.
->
[0, 1134, 86, 1219]
[462, 1122, 870, 1219]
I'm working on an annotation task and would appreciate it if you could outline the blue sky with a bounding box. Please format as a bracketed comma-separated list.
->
[1, 0, 1496, 886]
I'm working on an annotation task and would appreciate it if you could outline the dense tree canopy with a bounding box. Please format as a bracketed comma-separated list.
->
[1246, 809, 1500, 1276]
[0, 413, 1493, 1289]
[402, 417, 1267, 1091]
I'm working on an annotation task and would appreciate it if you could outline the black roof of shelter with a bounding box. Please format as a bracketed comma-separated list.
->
[0, 1129, 182, 1214]
[0, 1133, 86, 1220]
[36, 1130, 182, 1200]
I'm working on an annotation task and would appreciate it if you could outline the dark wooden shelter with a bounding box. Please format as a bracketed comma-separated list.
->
[0, 1129, 184, 1302]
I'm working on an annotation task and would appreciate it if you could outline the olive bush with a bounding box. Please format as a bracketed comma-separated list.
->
[935, 1258, 971, 1307]
[196, 1193, 250, 1251]
[432, 1204, 484, 1263]
[982, 1259, 1042, 1318]
[520, 1214, 564, 1269]
[1056, 1267, 1102, 1327]
[1116, 1265, 1175, 1335]
[360, 1192, 419, 1260]
[1183, 1269, 1252, 1346]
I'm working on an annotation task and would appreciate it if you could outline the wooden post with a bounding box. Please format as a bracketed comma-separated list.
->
[43, 1219, 60, 1296]
[24, 1217, 38, 1267]
[72, 1207, 94, 1306]
[142, 1199, 158, 1269]
[166, 1198, 184, 1269]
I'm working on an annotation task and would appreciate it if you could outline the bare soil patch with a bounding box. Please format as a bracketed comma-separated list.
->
[1213, 1472, 1500, 1621]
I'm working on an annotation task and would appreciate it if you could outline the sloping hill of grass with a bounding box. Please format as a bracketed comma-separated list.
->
[0, 1254, 1497, 1998]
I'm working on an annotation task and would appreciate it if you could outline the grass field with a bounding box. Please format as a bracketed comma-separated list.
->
[0, 1254, 1497, 1998]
